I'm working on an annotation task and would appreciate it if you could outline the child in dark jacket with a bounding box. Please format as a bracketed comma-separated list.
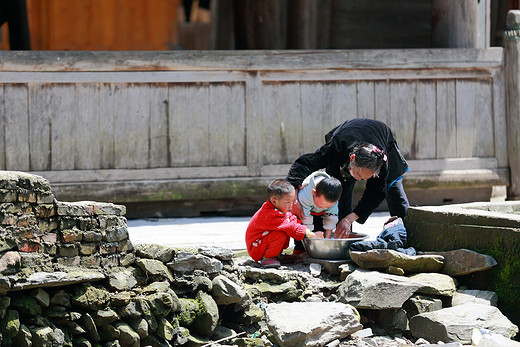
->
[245, 179, 324, 268]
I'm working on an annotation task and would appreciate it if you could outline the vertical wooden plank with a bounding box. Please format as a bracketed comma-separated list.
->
[320, 82, 337, 140]
[168, 84, 191, 167]
[149, 83, 169, 168]
[75, 84, 101, 169]
[493, 68, 507, 167]
[113, 84, 150, 169]
[334, 82, 357, 125]
[455, 79, 477, 157]
[4, 85, 30, 171]
[209, 83, 231, 166]
[473, 79, 494, 157]
[262, 82, 289, 164]
[374, 80, 390, 125]
[188, 84, 210, 166]
[415, 80, 437, 159]
[28, 84, 52, 171]
[389, 80, 416, 158]
[436, 80, 457, 158]
[283, 83, 303, 160]
[301, 82, 326, 154]
[0, 85, 5, 169]
[357, 81, 375, 119]
[208, 82, 247, 166]
[51, 84, 76, 170]
[228, 82, 247, 166]
[246, 73, 263, 174]
[99, 83, 115, 169]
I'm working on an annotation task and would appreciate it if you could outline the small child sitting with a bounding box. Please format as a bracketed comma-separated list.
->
[298, 171, 342, 239]
[245, 179, 324, 268]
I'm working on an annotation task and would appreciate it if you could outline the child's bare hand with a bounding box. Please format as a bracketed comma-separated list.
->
[291, 199, 304, 220]
[311, 231, 324, 239]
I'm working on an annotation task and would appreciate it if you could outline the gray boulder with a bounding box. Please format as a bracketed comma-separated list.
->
[477, 333, 520, 346]
[135, 258, 174, 282]
[134, 244, 175, 263]
[0, 251, 21, 275]
[71, 285, 110, 311]
[407, 273, 457, 296]
[211, 275, 248, 305]
[265, 302, 362, 347]
[167, 251, 223, 274]
[198, 246, 234, 261]
[244, 280, 302, 302]
[403, 294, 443, 318]
[156, 317, 174, 341]
[410, 304, 519, 344]
[146, 292, 175, 318]
[452, 289, 498, 307]
[337, 270, 422, 309]
[350, 249, 444, 274]
[114, 321, 140, 347]
[191, 291, 219, 337]
[30, 326, 66, 347]
[423, 249, 497, 276]
[107, 267, 138, 291]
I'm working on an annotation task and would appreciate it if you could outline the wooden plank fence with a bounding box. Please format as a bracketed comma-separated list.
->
[0, 50, 511, 215]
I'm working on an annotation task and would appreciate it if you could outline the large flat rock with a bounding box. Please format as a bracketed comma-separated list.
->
[410, 304, 519, 344]
[265, 302, 362, 347]
[8, 269, 106, 291]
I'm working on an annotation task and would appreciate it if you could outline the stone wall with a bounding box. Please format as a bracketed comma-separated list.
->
[0, 171, 131, 270]
[405, 202, 520, 331]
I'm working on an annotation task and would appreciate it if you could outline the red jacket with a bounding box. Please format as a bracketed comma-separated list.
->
[245, 199, 307, 251]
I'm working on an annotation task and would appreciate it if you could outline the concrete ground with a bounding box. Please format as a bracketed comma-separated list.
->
[127, 211, 391, 251]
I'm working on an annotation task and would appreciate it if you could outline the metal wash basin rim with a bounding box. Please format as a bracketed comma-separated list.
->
[303, 233, 369, 260]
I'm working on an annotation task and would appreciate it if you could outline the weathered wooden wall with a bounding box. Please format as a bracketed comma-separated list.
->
[0, 50, 510, 216]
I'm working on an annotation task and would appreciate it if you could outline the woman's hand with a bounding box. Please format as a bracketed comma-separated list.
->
[335, 213, 359, 239]
[334, 219, 352, 239]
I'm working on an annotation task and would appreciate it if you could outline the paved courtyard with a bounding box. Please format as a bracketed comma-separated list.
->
[127, 211, 391, 250]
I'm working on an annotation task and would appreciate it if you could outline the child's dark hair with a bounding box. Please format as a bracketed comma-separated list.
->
[315, 177, 343, 202]
[351, 143, 386, 176]
[267, 179, 295, 199]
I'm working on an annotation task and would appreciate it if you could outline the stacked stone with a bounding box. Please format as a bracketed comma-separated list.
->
[0, 244, 272, 346]
[0, 171, 131, 270]
[0, 172, 518, 346]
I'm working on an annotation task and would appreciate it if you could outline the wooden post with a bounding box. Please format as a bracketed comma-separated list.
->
[431, 0, 489, 48]
[286, 0, 317, 49]
[505, 10, 520, 199]
[210, 0, 235, 49]
[232, 0, 287, 49]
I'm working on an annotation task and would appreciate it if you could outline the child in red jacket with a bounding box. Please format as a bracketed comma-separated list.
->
[245, 179, 324, 268]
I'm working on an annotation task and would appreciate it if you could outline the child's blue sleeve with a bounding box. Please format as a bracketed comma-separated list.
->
[298, 188, 313, 217]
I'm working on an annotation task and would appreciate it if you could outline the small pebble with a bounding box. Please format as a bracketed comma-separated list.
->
[309, 263, 322, 276]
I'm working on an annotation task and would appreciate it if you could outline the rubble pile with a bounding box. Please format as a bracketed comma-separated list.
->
[0, 171, 517, 347]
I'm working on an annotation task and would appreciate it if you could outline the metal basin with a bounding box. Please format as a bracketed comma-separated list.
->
[303, 233, 369, 260]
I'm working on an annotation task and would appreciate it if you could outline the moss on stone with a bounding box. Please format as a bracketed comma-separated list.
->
[474, 239, 520, 327]
[177, 298, 200, 327]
